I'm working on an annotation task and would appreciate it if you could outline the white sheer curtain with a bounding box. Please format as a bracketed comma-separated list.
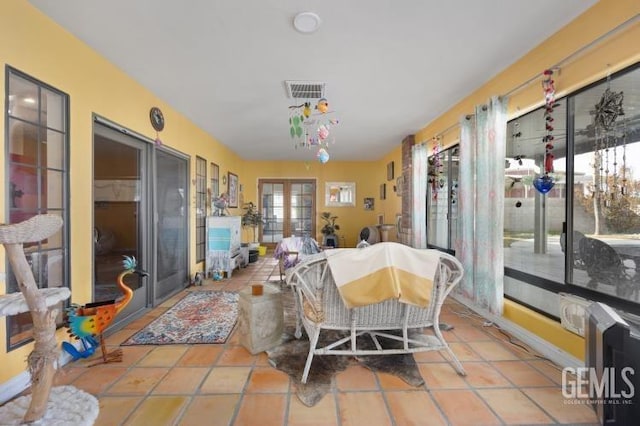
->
[412, 143, 428, 248]
[456, 96, 508, 315]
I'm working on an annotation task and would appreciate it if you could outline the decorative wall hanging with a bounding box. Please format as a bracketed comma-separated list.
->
[289, 97, 339, 163]
[380, 183, 386, 200]
[533, 69, 557, 194]
[593, 76, 625, 209]
[363, 197, 374, 210]
[149, 106, 164, 146]
[387, 161, 395, 181]
[227, 172, 239, 208]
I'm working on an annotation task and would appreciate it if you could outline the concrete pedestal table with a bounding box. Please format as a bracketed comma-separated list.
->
[238, 284, 284, 354]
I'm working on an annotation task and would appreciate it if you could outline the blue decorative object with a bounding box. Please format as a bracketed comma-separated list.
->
[62, 336, 98, 361]
[533, 175, 555, 194]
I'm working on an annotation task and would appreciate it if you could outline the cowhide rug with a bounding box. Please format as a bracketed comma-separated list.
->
[267, 286, 426, 407]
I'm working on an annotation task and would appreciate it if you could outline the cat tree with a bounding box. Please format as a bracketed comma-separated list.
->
[0, 215, 98, 424]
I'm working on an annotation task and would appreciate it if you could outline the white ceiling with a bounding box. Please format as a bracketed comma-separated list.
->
[28, 0, 598, 161]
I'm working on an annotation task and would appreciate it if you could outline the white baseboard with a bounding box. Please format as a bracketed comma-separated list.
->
[451, 293, 584, 370]
[0, 342, 77, 405]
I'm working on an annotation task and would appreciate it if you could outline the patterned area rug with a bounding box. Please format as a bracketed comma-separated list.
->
[122, 291, 238, 345]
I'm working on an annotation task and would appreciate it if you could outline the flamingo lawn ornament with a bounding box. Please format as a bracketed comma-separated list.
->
[65, 255, 148, 365]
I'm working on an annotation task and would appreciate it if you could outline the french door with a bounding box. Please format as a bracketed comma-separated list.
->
[259, 179, 316, 245]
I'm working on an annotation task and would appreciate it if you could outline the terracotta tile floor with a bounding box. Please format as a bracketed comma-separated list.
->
[48, 255, 599, 426]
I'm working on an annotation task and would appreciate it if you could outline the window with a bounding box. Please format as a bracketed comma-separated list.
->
[195, 156, 207, 263]
[568, 64, 640, 303]
[427, 145, 459, 254]
[210, 162, 220, 201]
[504, 100, 567, 284]
[504, 62, 640, 317]
[5, 67, 69, 348]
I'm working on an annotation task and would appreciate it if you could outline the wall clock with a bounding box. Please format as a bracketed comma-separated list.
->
[149, 107, 165, 132]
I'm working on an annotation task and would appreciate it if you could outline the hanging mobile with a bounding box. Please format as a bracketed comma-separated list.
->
[533, 69, 556, 194]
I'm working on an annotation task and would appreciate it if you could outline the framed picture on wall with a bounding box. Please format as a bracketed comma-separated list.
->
[227, 172, 239, 208]
[387, 161, 394, 181]
[364, 197, 374, 210]
[380, 183, 386, 200]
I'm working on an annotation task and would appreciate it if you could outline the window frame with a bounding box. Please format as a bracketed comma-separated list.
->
[504, 61, 640, 318]
[4, 66, 70, 350]
[195, 156, 207, 263]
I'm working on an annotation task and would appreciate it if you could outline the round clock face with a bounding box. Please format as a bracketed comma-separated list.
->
[149, 107, 165, 131]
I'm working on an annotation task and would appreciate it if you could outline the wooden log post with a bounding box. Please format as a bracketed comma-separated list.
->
[4, 244, 59, 422]
[0, 215, 64, 423]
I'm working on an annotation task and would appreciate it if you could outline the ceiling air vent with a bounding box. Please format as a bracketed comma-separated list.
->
[284, 81, 325, 99]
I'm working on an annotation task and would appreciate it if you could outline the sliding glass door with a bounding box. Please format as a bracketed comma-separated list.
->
[93, 122, 149, 323]
[155, 148, 189, 302]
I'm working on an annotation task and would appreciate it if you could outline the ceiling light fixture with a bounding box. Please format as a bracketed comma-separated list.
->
[293, 12, 321, 34]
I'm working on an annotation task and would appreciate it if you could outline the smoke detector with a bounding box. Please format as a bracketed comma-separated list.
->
[293, 12, 322, 34]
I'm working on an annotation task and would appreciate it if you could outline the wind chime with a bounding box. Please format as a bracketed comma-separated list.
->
[289, 98, 339, 163]
[593, 76, 625, 208]
[533, 69, 557, 194]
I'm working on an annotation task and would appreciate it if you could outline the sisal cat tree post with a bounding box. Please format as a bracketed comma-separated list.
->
[0, 215, 98, 424]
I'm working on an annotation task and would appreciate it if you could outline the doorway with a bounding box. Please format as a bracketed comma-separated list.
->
[93, 122, 150, 324]
[259, 179, 316, 245]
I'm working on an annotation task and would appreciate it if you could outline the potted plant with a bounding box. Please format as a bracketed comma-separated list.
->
[320, 211, 340, 247]
[241, 202, 264, 245]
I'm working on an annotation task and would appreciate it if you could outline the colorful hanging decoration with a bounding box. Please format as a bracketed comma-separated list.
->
[289, 97, 339, 163]
[534, 69, 557, 194]
[317, 148, 330, 164]
[428, 137, 443, 200]
[593, 78, 625, 208]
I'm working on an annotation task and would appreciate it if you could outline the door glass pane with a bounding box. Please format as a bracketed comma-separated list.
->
[156, 150, 189, 300]
[93, 136, 143, 303]
[289, 182, 315, 237]
[262, 183, 284, 243]
[450, 147, 460, 247]
[427, 150, 450, 248]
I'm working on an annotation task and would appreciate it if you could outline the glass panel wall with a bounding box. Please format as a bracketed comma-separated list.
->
[569, 65, 640, 302]
[504, 62, 640, 317]
[504, 100, 567, 284]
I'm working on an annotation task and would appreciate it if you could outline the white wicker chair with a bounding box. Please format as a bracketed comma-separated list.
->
[286, 248, 466, 383]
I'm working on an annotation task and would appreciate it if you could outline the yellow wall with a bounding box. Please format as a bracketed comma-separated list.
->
[240, 158, 402, 247]
[1, 0, 638, 384]
[415, 0, 640, 358]
[0, 0, 248, 382]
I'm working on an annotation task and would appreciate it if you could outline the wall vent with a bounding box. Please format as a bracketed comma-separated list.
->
[284, 81, 325, 99]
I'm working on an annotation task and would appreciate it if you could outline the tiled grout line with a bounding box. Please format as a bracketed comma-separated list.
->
[446, 303, 596, 426]
[69, 254, 596, 425]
